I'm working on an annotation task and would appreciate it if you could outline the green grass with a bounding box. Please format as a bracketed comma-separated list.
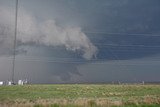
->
[0, 84, 160, 107]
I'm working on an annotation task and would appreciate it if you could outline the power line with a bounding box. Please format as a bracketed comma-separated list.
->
[1, 31, 160, 39]
[84, 31, 160, 37]
[94, 44, 160, 48]
[8, 58, 160, 65]
[3, 56, 160, 65]
[1, 35, 160, 48]
[4, 54, 160, 61]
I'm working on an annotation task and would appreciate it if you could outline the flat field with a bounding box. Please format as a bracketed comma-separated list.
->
[0, 84, 160, 107]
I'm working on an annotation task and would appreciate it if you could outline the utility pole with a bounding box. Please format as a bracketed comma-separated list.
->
[12, 0, 18, 85]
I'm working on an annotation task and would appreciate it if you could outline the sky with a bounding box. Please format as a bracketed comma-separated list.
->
[0, 0, 160, 83]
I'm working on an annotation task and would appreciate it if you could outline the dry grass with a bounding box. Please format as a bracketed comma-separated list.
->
[0, 84, 160, 107]
[0, 96, 160, 107]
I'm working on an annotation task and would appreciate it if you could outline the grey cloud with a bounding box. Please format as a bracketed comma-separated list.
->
[0, 6, 97, 60]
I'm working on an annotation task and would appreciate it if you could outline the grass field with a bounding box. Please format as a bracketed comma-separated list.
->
[0, 84, 160, 107]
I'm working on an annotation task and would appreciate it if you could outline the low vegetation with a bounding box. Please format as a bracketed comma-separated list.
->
[0, 84, 160, 107]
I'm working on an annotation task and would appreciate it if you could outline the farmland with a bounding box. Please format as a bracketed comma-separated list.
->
[0, 84, 160, 107]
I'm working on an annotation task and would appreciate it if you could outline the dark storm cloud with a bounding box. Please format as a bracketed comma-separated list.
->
[16, 0, 160, 60]
[14, 57, 83, 83]
[89, 34, 160, 60]
[85, 0, 160, 60]
[0, 0, 160, 83]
